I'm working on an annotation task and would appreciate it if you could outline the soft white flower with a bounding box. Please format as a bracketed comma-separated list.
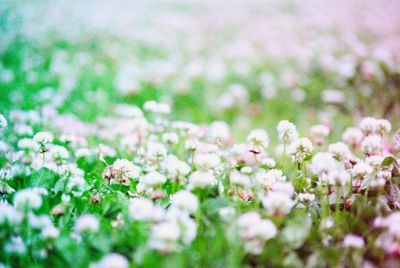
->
[129, 198, 164, 222]
[14, 188, 42, 211]
[76, 148, 92, 158]
[343, 235, 365, 248]
[148, 221, 180, 253]
[310, 124, 330, 137]
[328, 142, 351, 160]
[75, 214, 99, 233]
[359, 117, 378, 135]
[185, 139, 200, 151]
[361, 135, 382, 155]
[288, 138, 313, 163]
[261, 157, 276, 168]
[91, 253, 129, 268]
[254, 169, 286, 187]
[352, 162, 373, 178]
[113, 159, 141, 179]
[298, 193, 315, 202]
[4, 236, 26, 255]
[262, 191, 294, 216]
[277, 120, 298, 143]
[33, 131, 54, 144]
[0, 113, 7, 129]
[247, 129, 269, 148]
[342, 127, 363, 148]
[237, 212, 277, 255]
[42, 226, 60, 239]
[310, 152, 337, 176]
[144, 101, 171, 115]
[140, 172, 167, 188]
[171, 191, 199, 214]
[188, 170, 216, 189]
[208, 121, 231, 143]
[376, 119, 391, 135]
[195, 153, 221, 170]
[162, 132, 179, 145]
[230, 171, 251, 187]
[366, 155, 384, 170]
[162, 155, 191, 178]
[0, 203, 23, 225]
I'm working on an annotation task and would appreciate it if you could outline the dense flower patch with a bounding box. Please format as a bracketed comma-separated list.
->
[0, 104, 400, 267]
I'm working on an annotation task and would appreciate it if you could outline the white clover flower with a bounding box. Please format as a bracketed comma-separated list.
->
[328, 142, 351, 160]
[67, 176, 87, 192]
[310, 124, 330, 137]
[352, 162, 373, 179]
[366, 155, 384, 170]
[254, 169, 286, 187]
[310, 152, 337, 176]
[261, 157, 276, 168]
[129, 198, 164, 222]
[381, 212, 400, 239]
[75, 214, 99, 233]
[185, 139, 200, 151]
[218, 207, 236, 221]
[376, 119, 391, 135]
[146, 142, 167, 160]
[195, 153, 220, 170]
[321, 89, 345, 104]
[29, 214, 52, 229]
[162, 155, 191, 178]
[277, 120, 298, 143]
[113, 159, 141, 179]
[17, 138, 38, 151]
[171, 191, 199, 214]
[237, 212, 277, 255]
[262, 191, 294, 216]
[33, 131, 54, 144]
[188, 170, 216, 189]
[14, 188, 43, 211]
[98, 144, 117, 157]
[14, 124, 34, 136]
[326, 169, 350, 186]
[288, 138, 313, 163]
[144, 101, 171, 115]
[240, 166, 253, 174]
[114, 104, 143, 118]
[270, 182, 294, 196]
[361, 135, 382, 155]
[75, 148, 92, 158]
[343, 235, 365, 248]
[247, 129, 269, 148]
[41, 226, 60, 239]
[51, 145, 70, 163]
[359, 117, 378, 135]
[208, 121, 231, 143]
[0, 113, 7, 129]
[230, 171, 251, 187]
[140, 171, 167, 188]
[342, 127, 363, 148]
[162, 132, 179, 145]
[4, 236, 26, 255]
[165, 210, 197, 245]
[91, 253, 129, 268]
[0, 203, 23, 225]
[148, 221, 180, 253]
[298, 193, 315, 203]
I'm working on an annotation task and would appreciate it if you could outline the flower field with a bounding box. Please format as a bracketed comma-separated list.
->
[1, 0, 400, 267]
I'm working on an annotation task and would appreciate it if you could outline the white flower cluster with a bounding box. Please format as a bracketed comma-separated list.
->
[237, 212, 277, 255]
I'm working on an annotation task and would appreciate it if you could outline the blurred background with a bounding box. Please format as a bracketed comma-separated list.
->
[1, 0, 400, 139]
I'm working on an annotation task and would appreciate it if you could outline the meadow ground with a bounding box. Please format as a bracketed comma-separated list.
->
[1, 0, 400, 267]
